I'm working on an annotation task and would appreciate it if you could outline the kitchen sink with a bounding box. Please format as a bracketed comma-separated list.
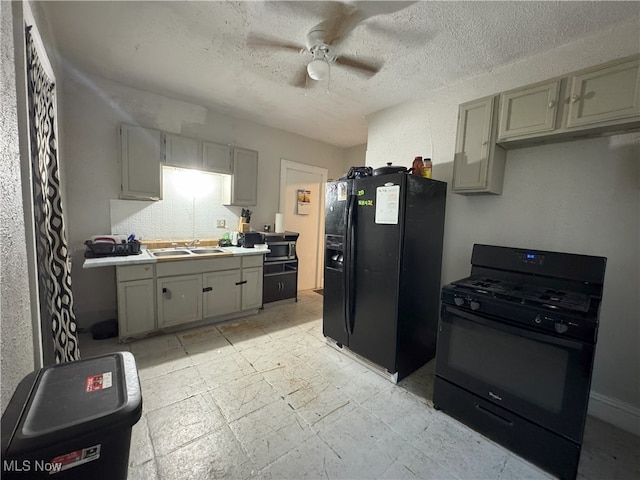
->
[150, 250, 193, 257]
[191, 248, 225, 254]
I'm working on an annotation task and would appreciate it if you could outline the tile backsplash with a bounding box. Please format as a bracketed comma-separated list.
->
[110, 166, 240, 240]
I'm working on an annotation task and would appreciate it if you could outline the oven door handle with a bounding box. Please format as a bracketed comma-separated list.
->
[442, 305, 586, 350]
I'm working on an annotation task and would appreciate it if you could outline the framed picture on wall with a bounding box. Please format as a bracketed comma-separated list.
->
[297, 189, 311, 215]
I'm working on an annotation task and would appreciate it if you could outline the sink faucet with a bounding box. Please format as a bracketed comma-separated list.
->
[185, 239, 200, 249]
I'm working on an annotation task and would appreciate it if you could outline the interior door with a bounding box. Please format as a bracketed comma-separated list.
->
[280, 160, 328, 290]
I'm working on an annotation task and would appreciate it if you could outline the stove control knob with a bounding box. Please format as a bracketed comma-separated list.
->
[454, 297, 465, 306]
[534, 315, 542, 324]
[554, 322, 568, 334]
[469, 300, 480, 311]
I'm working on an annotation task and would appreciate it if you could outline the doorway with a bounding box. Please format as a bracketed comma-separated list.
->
[279, 160, 328, 291]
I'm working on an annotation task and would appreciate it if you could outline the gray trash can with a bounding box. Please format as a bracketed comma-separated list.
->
[1, 352, 142, 479]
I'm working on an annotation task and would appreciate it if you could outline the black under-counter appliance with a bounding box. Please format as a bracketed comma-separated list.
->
[324, 172, 447, 381]
[262, 232, 299, 305]
[433, 244, 606, 480]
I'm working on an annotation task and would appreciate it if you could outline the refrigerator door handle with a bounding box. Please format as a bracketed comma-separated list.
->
[346, 194, 356, 336]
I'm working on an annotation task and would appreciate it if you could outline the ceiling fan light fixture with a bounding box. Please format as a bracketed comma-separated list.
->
[307, 58, 329, 81]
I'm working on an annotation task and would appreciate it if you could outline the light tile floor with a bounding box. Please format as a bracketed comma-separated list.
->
[80, 290, 639, 480]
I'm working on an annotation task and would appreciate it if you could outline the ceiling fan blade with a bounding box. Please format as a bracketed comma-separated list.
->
[315, 3, 363, 46]
[357, 1, 416, 19]
[314, 1, 416, 46]
[246, 33, 304, 53]
[335, 55, 381, 76]
[291, 66, 309, 89]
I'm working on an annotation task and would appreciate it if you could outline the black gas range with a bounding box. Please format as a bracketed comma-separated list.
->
[442, 273, 601, 343]
[434, 244, 606, 480]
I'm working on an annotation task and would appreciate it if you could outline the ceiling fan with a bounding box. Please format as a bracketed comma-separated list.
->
[247, 1, 414, 88]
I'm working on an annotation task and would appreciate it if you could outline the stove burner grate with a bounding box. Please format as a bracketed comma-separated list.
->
[452, 276, 592, 313]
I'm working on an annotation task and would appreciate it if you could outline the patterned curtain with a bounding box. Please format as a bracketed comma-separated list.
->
[25, 26, 80, 363]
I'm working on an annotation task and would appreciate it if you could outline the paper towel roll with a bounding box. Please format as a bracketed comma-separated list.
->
[275, 213, 285, 233]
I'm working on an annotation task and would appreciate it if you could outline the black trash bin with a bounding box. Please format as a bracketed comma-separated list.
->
[1, 352, 142, 479]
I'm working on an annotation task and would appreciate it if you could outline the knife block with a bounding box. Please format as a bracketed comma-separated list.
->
[238, 218, 250, 233]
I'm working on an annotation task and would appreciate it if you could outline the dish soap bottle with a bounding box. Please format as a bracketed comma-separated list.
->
[422, 158, 432, 179]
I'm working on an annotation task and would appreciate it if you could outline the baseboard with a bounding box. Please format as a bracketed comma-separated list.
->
[588, 391, 640, 436]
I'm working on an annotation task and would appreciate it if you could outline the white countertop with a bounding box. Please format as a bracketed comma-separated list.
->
[82, 246, 268, 269]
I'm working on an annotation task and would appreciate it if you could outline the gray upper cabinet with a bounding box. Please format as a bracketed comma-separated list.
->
[453, 96, 506, 195]
[202, 140, 232, 174]
[566, 58, 640, 128]
[498, 80, 560, 140]
[120, 124, 162, 200]
[164, 133, 201, 169]
[497, 56, 640, 148]
[223, 147, 258, 206]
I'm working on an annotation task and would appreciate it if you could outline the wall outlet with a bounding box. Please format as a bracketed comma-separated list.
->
[217, 219, 226, 228]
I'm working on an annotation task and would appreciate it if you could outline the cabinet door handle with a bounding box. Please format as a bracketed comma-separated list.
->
[162, 288, 171, 300]
[571, 95, 581, 103]
[236, 280, 247, 286]
[548, 100, 556, 108]
[203, 287, 213, 292]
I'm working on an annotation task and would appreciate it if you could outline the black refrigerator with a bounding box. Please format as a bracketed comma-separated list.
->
[323, 172, 447, 381]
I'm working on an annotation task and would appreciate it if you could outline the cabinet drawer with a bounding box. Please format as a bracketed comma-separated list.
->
[242, 254, 264, 268]
[156, 257, 241, 277]
[117, 264, 154, 282]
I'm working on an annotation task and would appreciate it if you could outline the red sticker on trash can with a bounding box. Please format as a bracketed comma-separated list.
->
[50, 444, 101, 474]
[85, 372, 112, 392]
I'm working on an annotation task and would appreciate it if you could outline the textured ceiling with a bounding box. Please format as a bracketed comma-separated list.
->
[41, 1, 639, 148]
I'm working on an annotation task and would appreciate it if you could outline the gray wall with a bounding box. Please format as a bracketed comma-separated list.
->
[341, 144, 367, 179]
[1, 1, 34, 413]
[59, 73, 348, 329]
[366, 19, 640, 430]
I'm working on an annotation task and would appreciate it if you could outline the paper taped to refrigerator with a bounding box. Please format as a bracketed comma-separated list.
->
[375, 185, 400, 224]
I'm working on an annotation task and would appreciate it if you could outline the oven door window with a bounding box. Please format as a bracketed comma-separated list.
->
[436, 305, 594, 442]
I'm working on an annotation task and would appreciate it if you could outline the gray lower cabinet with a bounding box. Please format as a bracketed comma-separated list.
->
[452, 96, 506, 195]
[116, 255, 264, 339]
[120, 124, 163, 200]
[153, 255, 262, 331]
[157, 274, 203, 328]
[202, 269, 242, 318]
[242, 266, 264, 310]
[116, 264, 156, 337]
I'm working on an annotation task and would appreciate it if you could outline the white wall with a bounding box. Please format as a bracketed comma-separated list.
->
[366, 19, 640, 431]
[1, 1, 35, 412]
[60, 73, 346, 328]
